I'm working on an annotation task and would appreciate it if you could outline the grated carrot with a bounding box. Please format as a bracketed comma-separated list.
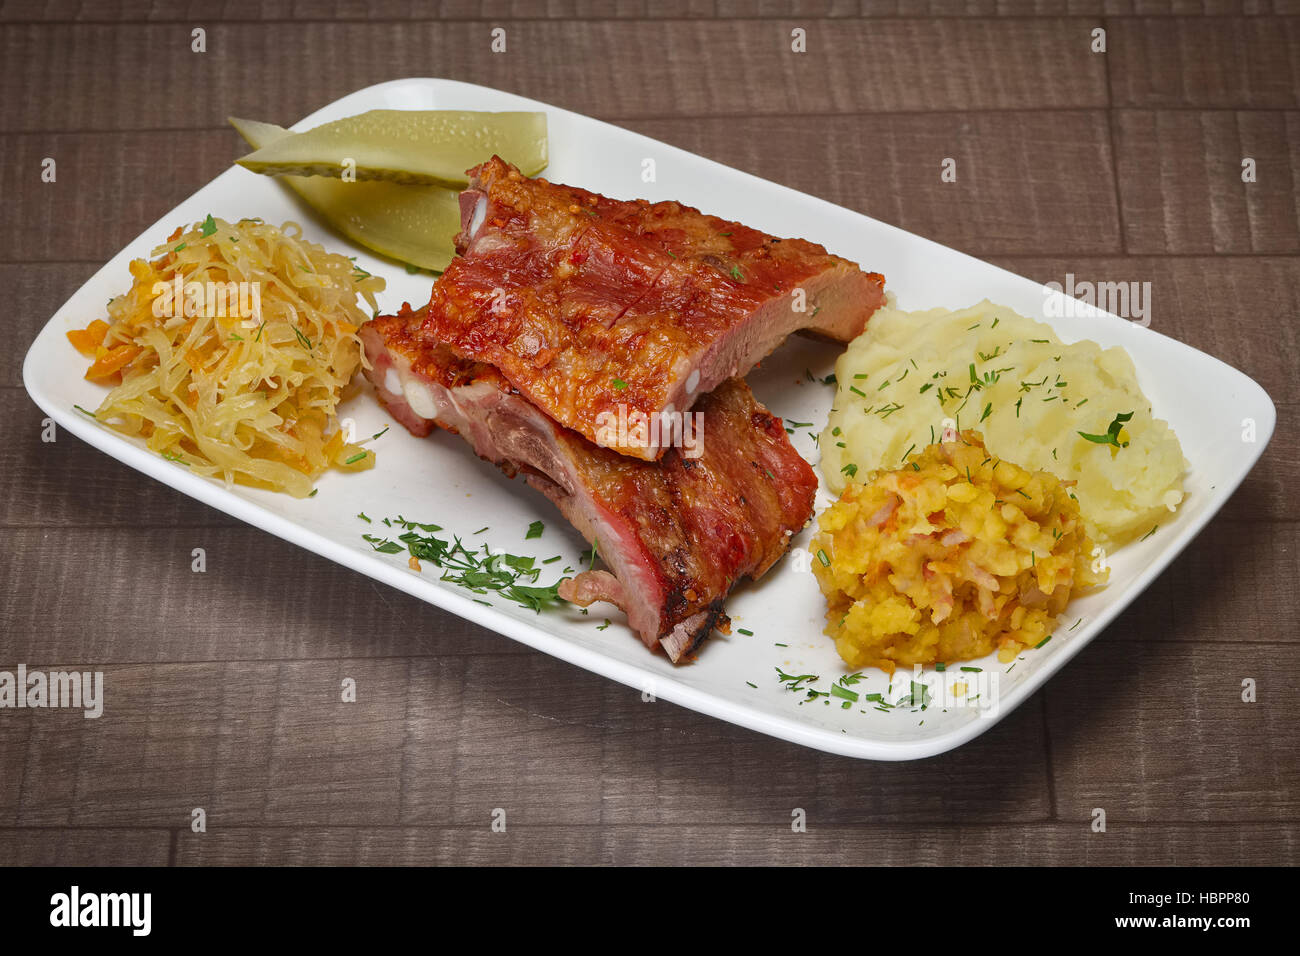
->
[85, 343, 141, 380]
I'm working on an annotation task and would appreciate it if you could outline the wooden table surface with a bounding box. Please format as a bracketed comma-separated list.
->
[1, 2, 1297, 867]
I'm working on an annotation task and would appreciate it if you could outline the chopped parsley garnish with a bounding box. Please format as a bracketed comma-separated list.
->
[1078, 411, 1133, 448]
[525, 520, 545, 540]
[612, 377, 628, 390]
[829, 683, 859, 704]
[841, 463, 858, 479]
[199, 213, 217, 237]
[360, 514, 569, 612]
[775, 667, 820, 694]
[364, 534, 405, 555]
[730, 265, 744, 281]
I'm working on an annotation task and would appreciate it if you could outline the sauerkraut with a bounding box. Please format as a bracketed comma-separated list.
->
[68, 216, 385, 497]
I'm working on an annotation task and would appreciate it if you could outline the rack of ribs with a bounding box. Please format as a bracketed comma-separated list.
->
[425, 156, 886, 460]
[362, 307, 817, 662]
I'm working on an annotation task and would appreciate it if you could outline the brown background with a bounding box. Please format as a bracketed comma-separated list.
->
[1, 1, 1297, 866]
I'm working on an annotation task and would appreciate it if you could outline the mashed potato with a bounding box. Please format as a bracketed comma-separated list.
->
[812, 432, 1108, 673]
[819, 299, 1186, 548]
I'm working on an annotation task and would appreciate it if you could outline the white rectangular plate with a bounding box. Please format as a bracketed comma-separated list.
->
[23, 79, 1275, 759]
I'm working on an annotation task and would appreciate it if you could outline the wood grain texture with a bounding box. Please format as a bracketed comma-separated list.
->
[0, 521, 541, 664]
[0, 132, 234, 262]
[170, 822, 1297, 865]
[0, 114, 1119, 265]
[0, 829, 171, 866]
[1093, 519, 1300, 644]
[0, 8, 1296, 867]
[1109, 16, 1300, 108]
[2, 658, 1054, 829]
[4, 1, 1298, 22]
[1113, 111, 1300, 253]
[635, 111, 1121, 255]
[987, 256, 1300, 398]
[0, 389, 242, 528]
[1045, 642, 1299, 821]
[0, 19, 1107, 133]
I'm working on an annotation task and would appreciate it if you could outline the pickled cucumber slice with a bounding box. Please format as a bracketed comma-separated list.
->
[234, 109, 547, 188]
[230, 116, 461, 272]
